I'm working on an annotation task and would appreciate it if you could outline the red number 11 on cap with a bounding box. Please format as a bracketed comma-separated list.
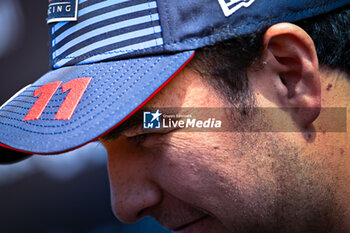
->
[23, 77, 92, 121]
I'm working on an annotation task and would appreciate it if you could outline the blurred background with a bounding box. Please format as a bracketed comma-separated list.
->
[0, 0, 169, 232]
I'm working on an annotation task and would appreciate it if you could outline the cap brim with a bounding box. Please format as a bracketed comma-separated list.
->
[0, 51, 195, 155]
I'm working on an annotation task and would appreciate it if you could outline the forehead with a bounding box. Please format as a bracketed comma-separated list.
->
[145, 67, 226, 109]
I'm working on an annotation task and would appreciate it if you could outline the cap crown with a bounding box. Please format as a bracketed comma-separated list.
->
[49, 0, 350, 68]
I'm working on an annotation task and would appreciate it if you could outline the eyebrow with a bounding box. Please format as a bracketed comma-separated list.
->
[100, 110, 144, 141]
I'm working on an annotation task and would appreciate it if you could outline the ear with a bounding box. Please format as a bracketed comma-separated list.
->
[253, 23, 321, 129]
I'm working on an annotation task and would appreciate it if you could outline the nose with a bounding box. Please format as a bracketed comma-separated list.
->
[106, 139, 162, 223]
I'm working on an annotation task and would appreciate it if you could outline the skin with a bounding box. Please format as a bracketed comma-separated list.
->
[100, 23, 350, 233]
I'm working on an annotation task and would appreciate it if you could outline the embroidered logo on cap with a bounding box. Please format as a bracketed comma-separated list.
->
[218, 0, 256, 17]
[47, 0, 79, 24]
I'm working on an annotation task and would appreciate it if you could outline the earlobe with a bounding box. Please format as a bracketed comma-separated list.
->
[261, 23, 321, 128]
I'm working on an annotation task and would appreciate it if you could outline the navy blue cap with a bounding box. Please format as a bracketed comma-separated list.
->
[0, 0, 349, 155]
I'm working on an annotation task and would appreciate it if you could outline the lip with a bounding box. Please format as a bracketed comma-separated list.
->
[171, 216, 209, 233]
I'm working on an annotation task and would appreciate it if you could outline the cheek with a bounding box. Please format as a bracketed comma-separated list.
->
[152, 133, 244, 211]
[151, 132, 279, 223]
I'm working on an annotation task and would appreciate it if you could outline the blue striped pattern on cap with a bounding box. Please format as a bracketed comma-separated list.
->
[50, 0, 164, 68]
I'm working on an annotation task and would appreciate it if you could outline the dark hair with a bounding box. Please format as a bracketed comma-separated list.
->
[188, 6, 350, 107]
[296, 8, 350, 72]
[188, 30, 264, 109]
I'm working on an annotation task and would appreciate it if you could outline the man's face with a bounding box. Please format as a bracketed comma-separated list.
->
[100, 68, 333, 233]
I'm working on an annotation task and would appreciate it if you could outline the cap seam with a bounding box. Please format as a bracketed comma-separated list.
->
[54, 43, 164, 65]
[163, 0, 172, 43]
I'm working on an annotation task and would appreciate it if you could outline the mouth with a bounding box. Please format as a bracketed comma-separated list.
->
[171, 215, 209, 233]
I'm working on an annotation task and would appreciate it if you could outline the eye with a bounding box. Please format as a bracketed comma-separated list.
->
[127, 133, 150, 145]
